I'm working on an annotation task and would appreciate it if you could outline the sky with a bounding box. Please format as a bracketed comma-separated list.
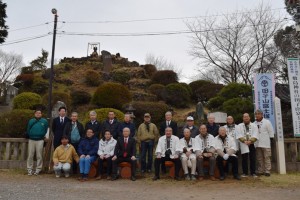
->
[1, 0, 287, 83]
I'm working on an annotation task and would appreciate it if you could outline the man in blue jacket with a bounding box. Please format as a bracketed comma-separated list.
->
[26, 109, 48, 176]
[77, 129, 99, 181]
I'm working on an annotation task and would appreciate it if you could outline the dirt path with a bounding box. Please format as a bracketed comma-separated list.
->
[0, 170, 300, 200]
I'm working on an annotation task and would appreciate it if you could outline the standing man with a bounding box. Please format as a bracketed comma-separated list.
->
[137, 113, 159, 173]
[254, 109, 274, 177]
[206, 115, 220, 137]
[119, 113, 135, 138]
[215, 127, 240, 181]
[159, 111, 178, 137]
[181, 116, 199, 138]
[52, 106, 70, 149]
[85, 110, 102, 139]
[112, 128, 137, 181]
[195, 124, 216, 181]
[26, 109, 48, 176]
[102, 111, 121, 140]
[236, 113, 259, 178]
[153, 127, 181, 181]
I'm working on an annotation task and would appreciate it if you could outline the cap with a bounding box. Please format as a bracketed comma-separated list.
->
[186, 116, 194, 121]
[144, 113, 151, 117]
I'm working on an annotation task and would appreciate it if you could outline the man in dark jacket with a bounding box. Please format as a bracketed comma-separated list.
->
[159, 111, 178, 137]
[112, 127, 137, 181]
[85, 110, 101, 139]
[118, 113, 135, 138]
[181, 116, 199, 138]
[102, 111, 121, 140]
[52, 106, 71, 149]
[206, 115, 220, 137]
[77, 129, 99, 181]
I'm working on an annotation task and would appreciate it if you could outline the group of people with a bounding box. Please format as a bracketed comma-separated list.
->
[25, 107, 274, 182]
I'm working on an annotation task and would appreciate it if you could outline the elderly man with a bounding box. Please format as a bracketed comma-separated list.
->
[206, 115, 220, 137]
[223, 116, 239, 151]
[254, 109, 274, 177]
[85, 110, 102, 139]
[119, 113, 135, 138]
[181, 116, 199, 138]
[215, 127, 240, 181]
[102, 111, 121, 140]
[112, 127, 137, 181]
[195, 124, 216, 181]
[180, 128, 197, 180]
[159, 111, 178, 137]
[236, 113, 259, 178]
[153, 127, 181, 181]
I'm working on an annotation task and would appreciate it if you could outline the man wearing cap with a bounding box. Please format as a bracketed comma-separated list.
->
[236, 113, 259, 178]
[254, 109, 274, 177]
[195, 124, 216, 181]
[153, 127, 181, 181]
[181, 116, 199, 138]
[137, 113, 159, 173]
[159, 111, 178, 137]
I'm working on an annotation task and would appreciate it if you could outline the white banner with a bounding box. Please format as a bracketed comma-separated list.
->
[287, 58, 300, 137]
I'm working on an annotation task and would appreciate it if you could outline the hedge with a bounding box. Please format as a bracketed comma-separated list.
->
[13, 92, 42, 110]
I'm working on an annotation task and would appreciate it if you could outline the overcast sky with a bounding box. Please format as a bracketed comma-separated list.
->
[1, 0, 287, 82]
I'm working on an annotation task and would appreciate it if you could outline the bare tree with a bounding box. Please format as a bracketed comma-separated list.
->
[145, 53, 183, 78]
[186, 3, 285, 84]
[0, 50, 23, 96]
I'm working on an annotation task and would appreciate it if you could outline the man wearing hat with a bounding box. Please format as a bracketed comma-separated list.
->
[181, 116, 199, 138]
[137, 113, 159, 173]
[254, 109, 274, 177]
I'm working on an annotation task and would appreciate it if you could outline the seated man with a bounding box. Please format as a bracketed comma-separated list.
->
[96, 130, 117, 180]
[180, 128, 197, 181]
[53, 135, 79, 178]
[153, 127, 181, 181]
[111, 127, 137, 181]
[195, 124, 216, 181]
[78, 129, 99, 181]
[215, 127, 240, 181]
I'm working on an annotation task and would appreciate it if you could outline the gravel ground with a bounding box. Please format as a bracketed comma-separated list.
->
[0, 170, 300, 200]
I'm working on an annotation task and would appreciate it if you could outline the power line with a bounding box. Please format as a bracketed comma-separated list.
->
[8, 22, 52, 32]
[61, 7, 286, 24]
[0, 33, 52, 46]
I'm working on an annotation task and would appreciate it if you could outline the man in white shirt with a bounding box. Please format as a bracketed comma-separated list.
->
[254, 109, 274, 177]
[236, 113, 259, 178]
[195, 125, 216, 181]
[215, 127, 240, 181]
[153, 127, 181, 181]
[179, 128, 197, 180]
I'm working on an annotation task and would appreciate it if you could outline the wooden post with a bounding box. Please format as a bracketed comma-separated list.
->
[5, 142, 11, 160]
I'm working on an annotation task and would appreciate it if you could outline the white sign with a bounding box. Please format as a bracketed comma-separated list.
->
[208, 112, 227, 123]
[274, 97, 284, 142]
[287, 58, 300, 137]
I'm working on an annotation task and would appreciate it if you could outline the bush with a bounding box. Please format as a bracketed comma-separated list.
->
[189, 80, 223, 103]
[148, 84, 165, 100]
[85, 70, 101, 86]
[42, 92, 72, 110]
[143, 64, 157, 77]
[218, 83, 252, 99]
[15, 74, 34, 86]
[111, 70, 130, 84]
[126, 101, 169, 126]
[83, 108, 124, 125]
[178, 83, 192, 96]
[71, 90, 92, 107]
[92, 82, 132, 109]
[207, 96, 225, 110]
[0, 109, 35, 137]
[31, 78, 49, 94]
[13, 92, 42, 109]
[151, 70, 178, 85]
[164, 83, 190, 108]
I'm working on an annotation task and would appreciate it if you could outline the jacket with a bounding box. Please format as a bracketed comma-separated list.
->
[236, 122, 259, 154]
[85, 120, 102, 139]
[78, 136, 99, 157]
[206, 123, 220, 137]
[52, 116, 71, 148]
[114, 137, 136, 158]
[255, 118, 274, 148]
[159, 120, 178, 136]
[63, 121, 85, 144]
[155, 135, 181, 158]
[137, 122, 159, 143]
[215, 135, 236, 157]
[27, 117, 48, 140]
[53, 144, 79, 164]
[194, 134, 216, 155]
[98, 138, 117, 157]
[119, 122, 136, 138]
[102, 118, 121, 140]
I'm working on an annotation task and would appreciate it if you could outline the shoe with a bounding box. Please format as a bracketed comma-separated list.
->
[33, 172, 39, 176]
[264, 173, 270, 177]
[191, 175, 197, 181]
[55, 175, 60, 178]
[234, 175, 241, 180]
[185, 174, 190, 181]
[147, 170, 152, 173]
[81, 178, 88, 182]
[78, 174, 84, 181]
[107, 176, 111, 180]
[131, 176, 136, 181]
[241, 174, 248, 178]
[251, 174, 258, 178]
[152, 176, 160, 181]
[175, 176, 181, 181]
[27, 170, 33, 176]
[219, 176, 225, 181]
[198, 176, 204, 181]
[96, 176, 102, 180]
[210, 176, 216, 181]
[111, 176, 118, 181]
[65, 173, 70, 178]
